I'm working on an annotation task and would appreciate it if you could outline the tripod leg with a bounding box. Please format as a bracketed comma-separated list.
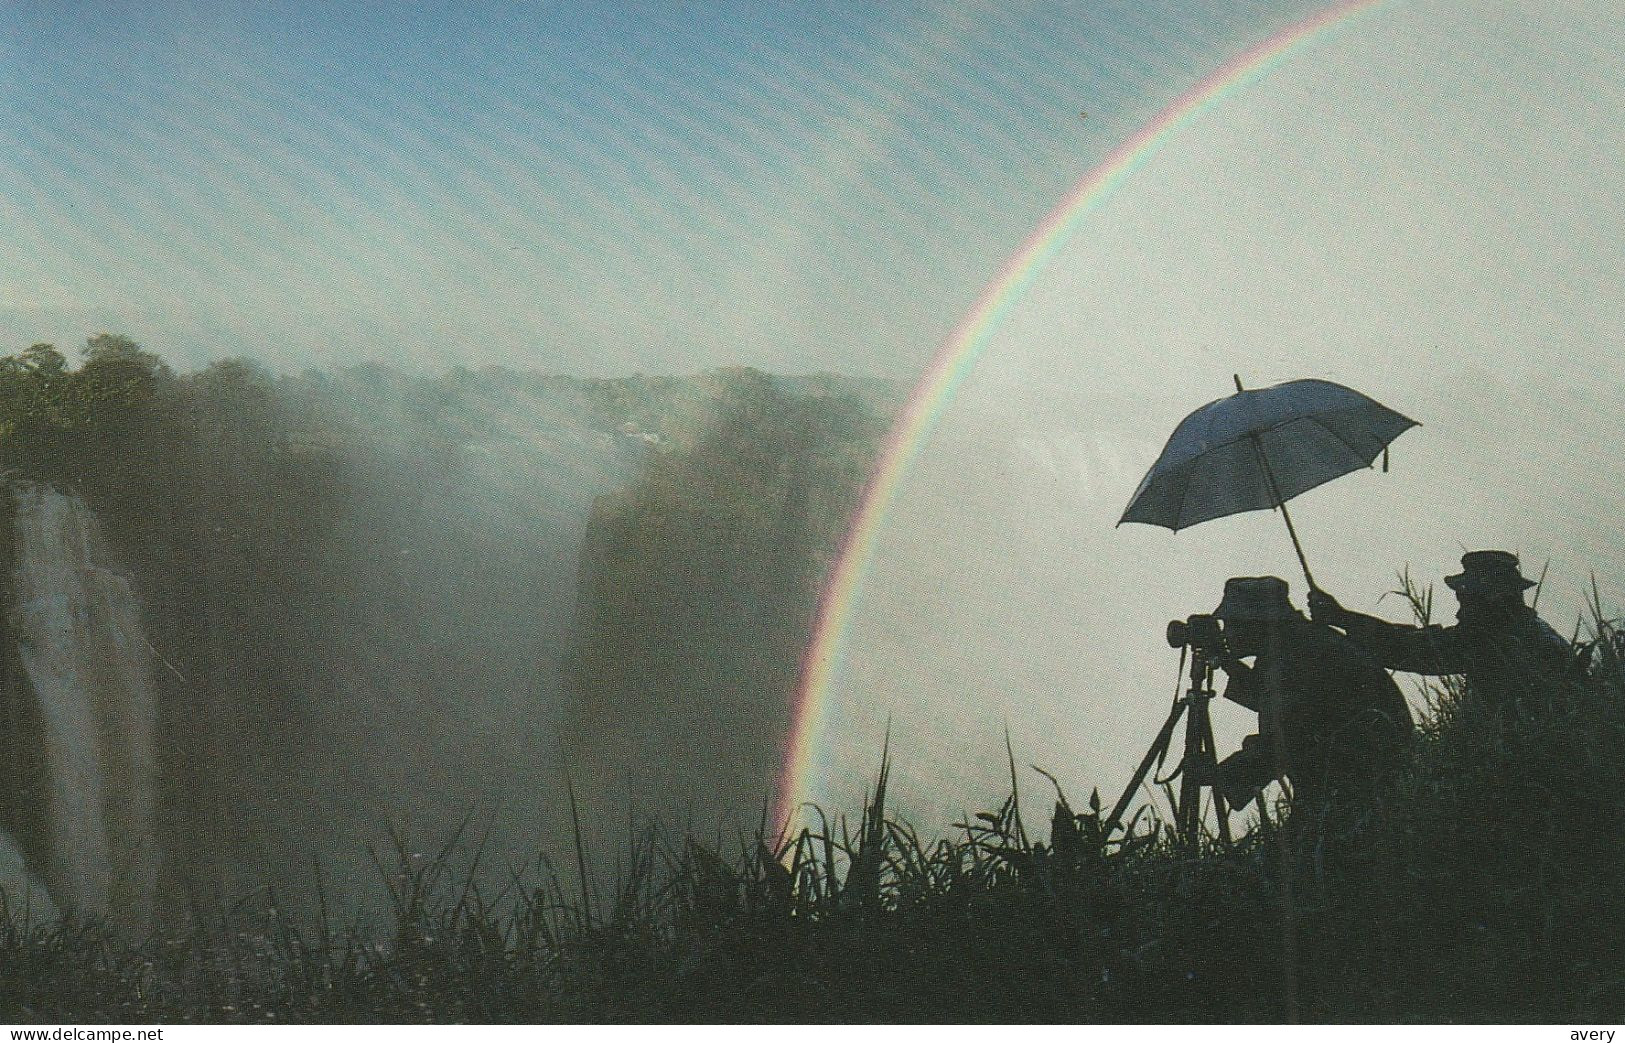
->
[1178, 699, 1206, 852]
[1195, 697, 1233, 847]
[1103, 698, 1186, 839]
[1212, 784, 1234, 846]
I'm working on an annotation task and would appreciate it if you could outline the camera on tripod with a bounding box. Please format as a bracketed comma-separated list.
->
[1166, 612, 1225, 653]
[1101, 608, 1236, 852]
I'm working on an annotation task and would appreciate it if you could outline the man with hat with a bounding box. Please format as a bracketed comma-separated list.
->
[1195, 576, 1413, 818]
[1309, 551, 1573, 719]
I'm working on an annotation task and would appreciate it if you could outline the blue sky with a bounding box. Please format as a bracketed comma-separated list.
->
[2, 0, 1328, 375]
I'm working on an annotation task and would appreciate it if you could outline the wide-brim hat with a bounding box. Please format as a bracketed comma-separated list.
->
[1214, 576, 1298, 622]
[1444, 550, 1536, 597]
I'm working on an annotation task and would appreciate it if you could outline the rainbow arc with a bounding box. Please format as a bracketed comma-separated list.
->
[775, 0, 1392, 833]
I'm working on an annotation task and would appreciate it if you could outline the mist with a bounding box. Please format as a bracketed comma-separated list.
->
[190, 366, 888, 912]
[805, 0, 1625, 827]
[0, 354, 890, 922]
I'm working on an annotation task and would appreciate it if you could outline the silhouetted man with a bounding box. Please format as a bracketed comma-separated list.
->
[1309, 551, 1573, 719]
[1194, 577, 1413, 818]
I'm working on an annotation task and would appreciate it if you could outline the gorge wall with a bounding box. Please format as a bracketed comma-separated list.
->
[0, 342, 892, 920]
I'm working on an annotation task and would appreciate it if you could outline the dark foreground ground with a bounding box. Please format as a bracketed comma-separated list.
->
[5, 620, 1624, 1023]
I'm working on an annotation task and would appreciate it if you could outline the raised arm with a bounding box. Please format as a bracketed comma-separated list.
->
[1309, 589, 1467, 675]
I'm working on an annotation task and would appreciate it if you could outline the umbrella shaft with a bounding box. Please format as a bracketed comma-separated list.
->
[1248, 433, 1317, 591]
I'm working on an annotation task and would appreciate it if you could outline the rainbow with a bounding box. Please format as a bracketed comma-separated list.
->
[774, 0, 1391, 832]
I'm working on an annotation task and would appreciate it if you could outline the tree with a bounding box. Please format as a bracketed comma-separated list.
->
[83, 333, 143, 362]
[19, 342, 66, 377]
[81, 333, 169, 384]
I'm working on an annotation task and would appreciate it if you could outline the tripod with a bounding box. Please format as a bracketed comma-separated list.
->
[1102, 647, 1233, 853]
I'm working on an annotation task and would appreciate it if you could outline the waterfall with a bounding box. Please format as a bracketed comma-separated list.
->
[5, 481, 157, 930]
[0, 830, 56, 922]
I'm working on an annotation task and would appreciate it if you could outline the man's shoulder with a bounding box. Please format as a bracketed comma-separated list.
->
[1531, 613, 1570, 644]
[1476, 609, 1570, 648]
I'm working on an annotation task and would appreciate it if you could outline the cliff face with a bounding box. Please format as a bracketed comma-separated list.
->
[67, 362, 652, 910]
[566, 368, 887, 826]
[0, 342, 893, 915]
[0, 352, 648, 913]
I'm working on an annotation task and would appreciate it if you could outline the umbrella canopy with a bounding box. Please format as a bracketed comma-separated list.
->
[1119, 378, 1419, 585]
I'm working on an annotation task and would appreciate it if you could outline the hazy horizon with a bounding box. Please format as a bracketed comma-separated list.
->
[5, 1, 1331, 378]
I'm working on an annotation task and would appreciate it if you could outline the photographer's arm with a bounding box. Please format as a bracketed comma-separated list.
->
[1217, 734, 1280, 808]
[1335, 610, 1462, 674]
[1216, 655, 1263, 712]
[1309, 588, 1462, 674]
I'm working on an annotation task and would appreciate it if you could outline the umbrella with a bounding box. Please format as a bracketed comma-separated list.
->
[1118, 376, 1419, 589]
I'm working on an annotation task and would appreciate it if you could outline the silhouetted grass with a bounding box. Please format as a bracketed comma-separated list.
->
[4, 603, 1624, 1023]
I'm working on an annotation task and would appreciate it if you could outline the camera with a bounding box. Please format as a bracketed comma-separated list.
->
[1166, 612, 1225, 652]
